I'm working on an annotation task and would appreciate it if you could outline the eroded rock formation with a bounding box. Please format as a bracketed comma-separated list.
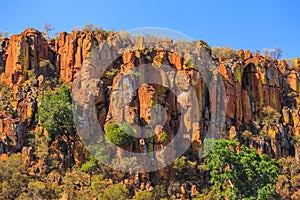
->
[0, 28, 299, 173]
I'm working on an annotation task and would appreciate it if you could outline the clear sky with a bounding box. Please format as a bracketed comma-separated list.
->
[1, 0, 299, 58]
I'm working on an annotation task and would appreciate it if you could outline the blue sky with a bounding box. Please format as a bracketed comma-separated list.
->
[1, 0, 299, 58]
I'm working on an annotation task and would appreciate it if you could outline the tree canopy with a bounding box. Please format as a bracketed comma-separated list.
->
[105, 122, 135, 148]
[39, 86, 76, 141]
[205, 139, 278, 199]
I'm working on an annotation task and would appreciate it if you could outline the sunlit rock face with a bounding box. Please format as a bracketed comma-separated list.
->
[0, 29, 299, 171]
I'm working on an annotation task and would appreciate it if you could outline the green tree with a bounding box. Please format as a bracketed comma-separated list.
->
[39, 86, 76, 142]
[82, 24, 103, 34]
[1, 172, 29, 199]
[62, 166, 90, 200]
[205, 139, 278, 199]
[17, 181, 62, 200]
[81, 155, 97, 186]
[90, 174, 107, 197]
[133, 190, 154, 200]
[105, 122, 135, 148]
[172, 156, 197, 180]
[0, 154, 29, 199]
[154, 184, 167, 199]
[0, 153, 26, 181]
[29, 134, 49, 160]
[99, 182, 129, 200]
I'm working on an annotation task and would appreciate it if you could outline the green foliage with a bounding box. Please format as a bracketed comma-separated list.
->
[199, 40, 211, 49]
[172, 156, 186, 173]
[154, 184, 167, 198]
[105, 122, 135, 148]
[235, 65, 242, 83]
[1, 172, 29, 199]
[90, 175, 107, 196]
[145, 55, 152, 62]
[23, 43, 29, 73]
[99, 182, 129, 200]
[131, 70, 141, 78]
[159, 131, 168, 143]
[205, 139, 278, 199]
[172, 156, 198, 180]
[0, 154, 29, 199]
[133, 190, 154, 200]
[0, 153, 26, 182]
[29, 134, 49, 160]
[38, 86, 76, 141]
[86, 138, 109, 164]
[183, 59, 195, 69]
[17, 181, 62, 200]
[81, 155, 97, 173]
[62, 167, 90, 199]
[82, 24, 113, 36]
[156, 87, 167, 96]
[202, 138, 217, 157]
[105, 68, 120, 78]
[241, 130, 252, 140]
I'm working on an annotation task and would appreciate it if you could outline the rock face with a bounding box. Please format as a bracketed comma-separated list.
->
[1, 28, 52, 86]
[0, 38, 9, 74]
[0, 28, 299, 171]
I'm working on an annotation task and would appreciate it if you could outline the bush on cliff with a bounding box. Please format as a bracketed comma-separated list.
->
[38, 86, 76, 141]
[105, 122, 135, 148]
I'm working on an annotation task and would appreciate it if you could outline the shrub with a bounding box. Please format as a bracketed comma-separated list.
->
[38, 86, 75, 141]
[206, 139, 279, 199]
[133, 190, 154, 200]
[105, 122, 135, 148]
[212, 46, 237, 60]
[99, 183, 129, 200]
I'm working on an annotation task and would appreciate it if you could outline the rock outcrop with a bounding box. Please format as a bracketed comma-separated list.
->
[0, 28, 299, 171]
[1, 28, 52, 86]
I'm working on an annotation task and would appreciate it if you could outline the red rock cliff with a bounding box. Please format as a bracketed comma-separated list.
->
[0, 28, 299, 168]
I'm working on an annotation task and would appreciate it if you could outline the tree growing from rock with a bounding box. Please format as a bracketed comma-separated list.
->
[105, 122, 135, 148]
[43, 22, 54, 39]
[38, 86, 76, 142]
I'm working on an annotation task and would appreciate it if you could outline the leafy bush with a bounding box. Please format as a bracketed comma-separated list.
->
[205, 139, 279, 199]
[105, 122, 135, 148]
[133, 190, 154, 200]
[38, 86, 75, 141]
[99, 183, 129, 200]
